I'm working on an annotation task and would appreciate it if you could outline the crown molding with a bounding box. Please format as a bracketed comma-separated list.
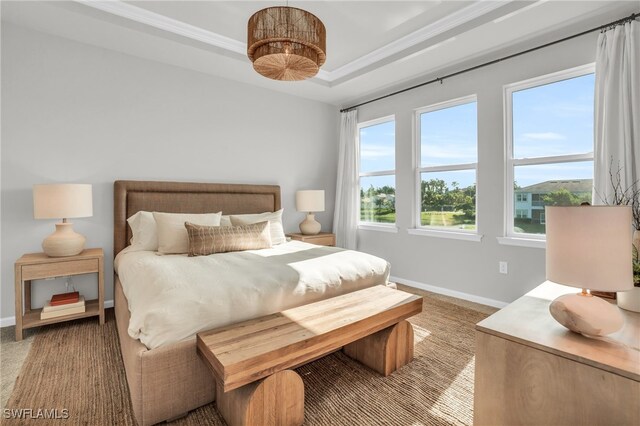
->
[75, 0, 512, 84]
[76, 0, 246, 55]
[327, 0, 509, 81]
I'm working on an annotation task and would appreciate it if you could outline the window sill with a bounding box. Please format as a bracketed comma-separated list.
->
[497, 236, 546, 249]
[358, 223, 399, 233]
[407, 228, 483, 242]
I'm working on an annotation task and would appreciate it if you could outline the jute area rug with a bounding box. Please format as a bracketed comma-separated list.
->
[5, 286, 496, 425]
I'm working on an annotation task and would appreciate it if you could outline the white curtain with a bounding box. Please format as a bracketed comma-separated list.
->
[333, 110, 359, 249]
[594, 20, 640, 204]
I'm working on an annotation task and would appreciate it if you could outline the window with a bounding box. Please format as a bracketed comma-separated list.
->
[415, 96, 477, 233]
[358, 116, 395, 226]
[505, 65, 594, 238]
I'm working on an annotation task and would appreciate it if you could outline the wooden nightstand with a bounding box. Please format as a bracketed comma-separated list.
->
[287, 232, 336, 247]
[14, 248, 104, 341]
[474, 281, 639, 425]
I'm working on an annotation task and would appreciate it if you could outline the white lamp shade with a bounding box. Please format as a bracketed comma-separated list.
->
[296, 190, 325, 212]
[33, 184, 93, 219]
[546, 206, 633, 292]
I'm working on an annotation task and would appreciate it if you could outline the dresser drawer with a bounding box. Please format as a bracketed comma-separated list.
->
[21, 259, 99, 280]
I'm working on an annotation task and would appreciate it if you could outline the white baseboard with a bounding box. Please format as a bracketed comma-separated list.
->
[390, 276, 509, 309]
[0, 299, 115, 328]
[0, 317, 15, 327]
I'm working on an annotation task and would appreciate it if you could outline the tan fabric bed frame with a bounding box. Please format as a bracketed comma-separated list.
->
[113, 180, 282, 425]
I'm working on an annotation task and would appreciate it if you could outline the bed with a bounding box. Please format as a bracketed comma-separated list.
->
[113, 180, 390, 425]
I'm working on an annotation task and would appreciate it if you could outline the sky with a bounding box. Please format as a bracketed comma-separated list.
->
[512, 73, 594, 187]
[359, 72, 595, 191]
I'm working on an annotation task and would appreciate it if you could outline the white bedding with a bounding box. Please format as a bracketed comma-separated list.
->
[115, 241, 390, 349]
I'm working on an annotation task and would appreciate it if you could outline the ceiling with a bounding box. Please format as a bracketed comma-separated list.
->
[2, 1, 638, 106]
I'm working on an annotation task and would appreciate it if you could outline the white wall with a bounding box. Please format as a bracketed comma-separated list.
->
[1, 24, 338, 323]
[355, 33, 599, 305]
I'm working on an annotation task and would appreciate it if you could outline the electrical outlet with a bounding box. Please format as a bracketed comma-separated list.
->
[499, 261, 508, 274]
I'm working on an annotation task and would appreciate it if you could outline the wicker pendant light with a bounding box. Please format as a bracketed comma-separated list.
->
[247, 6, 326, 81]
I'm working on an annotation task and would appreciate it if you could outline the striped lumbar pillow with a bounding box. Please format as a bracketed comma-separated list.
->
[185, 221, 272, 256]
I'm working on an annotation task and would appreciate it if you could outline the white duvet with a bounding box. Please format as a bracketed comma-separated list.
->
[115, 241, 390, 349]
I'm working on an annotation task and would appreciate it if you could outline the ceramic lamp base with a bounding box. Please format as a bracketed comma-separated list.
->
[617, 287, 640, 313]
[549, 292, 624, 336]
[42, 222, 86, 257]
[299, 213, 321, 235]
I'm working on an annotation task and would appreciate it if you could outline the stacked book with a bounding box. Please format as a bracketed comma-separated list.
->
[41, 291, 85, 320]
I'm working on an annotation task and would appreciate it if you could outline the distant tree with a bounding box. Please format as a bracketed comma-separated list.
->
[463, 184, 476, 198]
[378, 185, 395, 195]
[421, 179, 449, 211]
[456, 184, 476, 218]
[364, 184, 377, 199]
[542, 189, 590, 206]
[420, 179, 476, 217]
[360, 184, 395, 217]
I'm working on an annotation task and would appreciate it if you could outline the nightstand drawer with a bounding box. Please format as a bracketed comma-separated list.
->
[287, 232, 336, 247]
[21, 259, 99, 280]
[306, 235, 335, 246]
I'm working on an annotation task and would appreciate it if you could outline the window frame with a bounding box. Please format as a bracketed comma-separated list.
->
[503, 64, 595, 242]
[413, 95, 480, 238]
[357, 114, 397, 231]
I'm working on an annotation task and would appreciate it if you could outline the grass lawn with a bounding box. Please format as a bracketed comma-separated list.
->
[514, 219, 545, 234]
[360, 211, 543, 234]
[421, 211, 475, 230]
[361, 210, 476, 230]
[361, 211, 396, 223]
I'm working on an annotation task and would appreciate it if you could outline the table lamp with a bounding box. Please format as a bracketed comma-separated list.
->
[546, 205, 633, 336]
[295, 190, 324, 235]
[33, 184, 93, 257]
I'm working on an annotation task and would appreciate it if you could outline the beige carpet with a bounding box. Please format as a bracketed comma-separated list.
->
[5, 286, 496, 425]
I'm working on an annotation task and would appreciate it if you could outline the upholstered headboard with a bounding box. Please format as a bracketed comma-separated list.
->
[113, 180, 281, 257]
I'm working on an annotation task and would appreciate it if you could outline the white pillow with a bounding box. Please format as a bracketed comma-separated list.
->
[220, 215, 232, 227]
[153, 212, 222, 254]
[230, 209, 286, 245]
[127, 211, 158, 251]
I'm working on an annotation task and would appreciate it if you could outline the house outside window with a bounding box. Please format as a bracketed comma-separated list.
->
[514, 179, 592, 222]
[504, 64, 595, 238]
[414, 95, 478, 236]
[516, 209, 528, 219]
[357, 116, 396, 228]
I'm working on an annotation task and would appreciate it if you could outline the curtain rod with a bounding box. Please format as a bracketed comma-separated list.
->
[339, 12, 639, 113]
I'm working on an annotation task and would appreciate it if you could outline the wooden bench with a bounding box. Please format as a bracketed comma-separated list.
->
[197, 285, 423, 426]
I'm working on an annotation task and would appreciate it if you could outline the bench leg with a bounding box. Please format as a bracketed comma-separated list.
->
[216, 370, 304, 426]
[343, 320, 414, 376]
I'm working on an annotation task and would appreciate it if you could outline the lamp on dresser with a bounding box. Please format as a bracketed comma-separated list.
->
[546, 205, 633, 336]
[33, 183, 93, 257]
[295, 190, 324, 235]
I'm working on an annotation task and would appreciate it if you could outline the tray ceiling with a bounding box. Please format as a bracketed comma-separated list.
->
[2, 1, 637, 105]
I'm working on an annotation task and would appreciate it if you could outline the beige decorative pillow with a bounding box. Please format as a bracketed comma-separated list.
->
[153, 212, 222, 254]
[230, 209, 286, 245]
[185, 221, 272, 256]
